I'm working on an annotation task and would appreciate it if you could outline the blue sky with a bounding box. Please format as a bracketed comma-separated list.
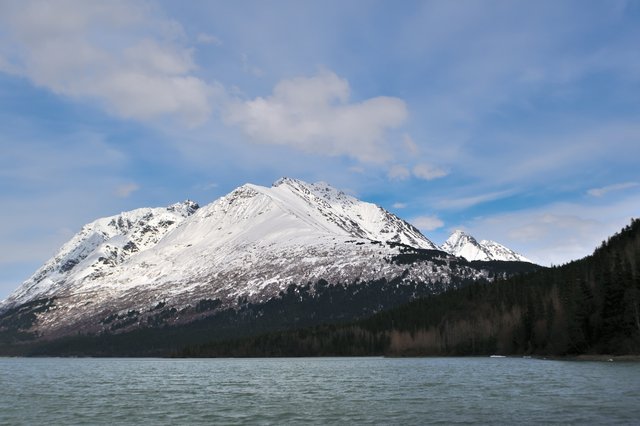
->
[1, 0, 639, 299]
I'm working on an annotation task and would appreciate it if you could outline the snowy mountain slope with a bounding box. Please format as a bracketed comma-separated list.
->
[0, 179, 531, 340]
[479, 239, 531, 262]
[441, 230, 530, 262]
[5, 201, 199, 305]
[270, 178, 436, 249]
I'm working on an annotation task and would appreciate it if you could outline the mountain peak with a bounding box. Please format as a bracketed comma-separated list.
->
[449, 229, 476, 242]
[479, 239, 530, 263]
[272, 176, 305, 188]
[272, 178, 435, 248]
[273, 177, 346, 197]
[442, 230, 485, 260]
[441, 230, 529, 262]
[168, 200, 200, 216]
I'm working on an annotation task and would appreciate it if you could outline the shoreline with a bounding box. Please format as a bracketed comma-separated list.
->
[536, 354, 640, 362]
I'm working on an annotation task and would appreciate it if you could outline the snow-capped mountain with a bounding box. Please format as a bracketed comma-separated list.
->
[441, 230, 530, 262]
[0, 178, 532, 341]
[7, 200, 199, 305]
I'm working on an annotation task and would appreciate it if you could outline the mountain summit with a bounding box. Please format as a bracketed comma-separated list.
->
[0, 179, 534, 347]
[441, 230, 530, 262]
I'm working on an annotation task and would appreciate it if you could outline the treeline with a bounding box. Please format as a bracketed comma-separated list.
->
[1, 255, 536, 356]
[179, 219, 640, 357]
[179, 325, 390, 357]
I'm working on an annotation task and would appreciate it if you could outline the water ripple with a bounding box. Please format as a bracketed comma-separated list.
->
[1, 357, 639, 425]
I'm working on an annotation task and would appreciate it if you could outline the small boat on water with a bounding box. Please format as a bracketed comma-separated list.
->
[490, 355, 506, 358]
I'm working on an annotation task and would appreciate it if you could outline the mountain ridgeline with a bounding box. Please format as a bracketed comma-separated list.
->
[180, 219, 640, 357]
[0, 178, 536, 356]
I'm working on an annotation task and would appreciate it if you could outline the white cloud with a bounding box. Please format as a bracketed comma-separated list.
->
[388, 165, 411, 181]
[0, 0, 214, 126]
[392, 202, 407, 209]
[411, 215, 444, 231]
[436, 190, 513, 210]
[460, 195, 640, 266]
[412, 163, 448, 180]
[403, 134, 420, 155]
[226, 70, 408, 163]
[197, 33, 222, 46]
[114, 182, 140, 198]
[388, 163, 448, 181]
[587, 181, 639, 197]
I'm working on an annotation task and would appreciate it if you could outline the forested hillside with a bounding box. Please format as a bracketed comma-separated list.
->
[182, 219, 640, 357]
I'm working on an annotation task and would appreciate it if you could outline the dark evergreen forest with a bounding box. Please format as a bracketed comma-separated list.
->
[181, 219, 640, 357]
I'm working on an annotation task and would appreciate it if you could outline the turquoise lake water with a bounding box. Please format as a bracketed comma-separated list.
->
[1, 357, 638, 425]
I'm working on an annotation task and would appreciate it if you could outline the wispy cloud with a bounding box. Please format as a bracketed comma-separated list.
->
[196, 33, 222, 46]
[587, 181, 639, 197]
[226, 70, 408, 163]
[392, 202, 407, 209]
[459, 194, 640, 266]
[388, 163, 448, 181]
[388, 165, 410, 181]
[193, 182, 219, 192]
[412, 163, 448, 180]
[0, 0, 215, 126]
[403, 134, 419, 155]
[490, 123, 640, 188]
[114, 182, 140, 198]
[411, 215, 444, 231]
[393, 1, 640, 195]
[436, 190, 513, 210]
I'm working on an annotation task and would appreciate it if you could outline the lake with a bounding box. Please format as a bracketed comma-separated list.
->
[1, 357, 638, 424]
